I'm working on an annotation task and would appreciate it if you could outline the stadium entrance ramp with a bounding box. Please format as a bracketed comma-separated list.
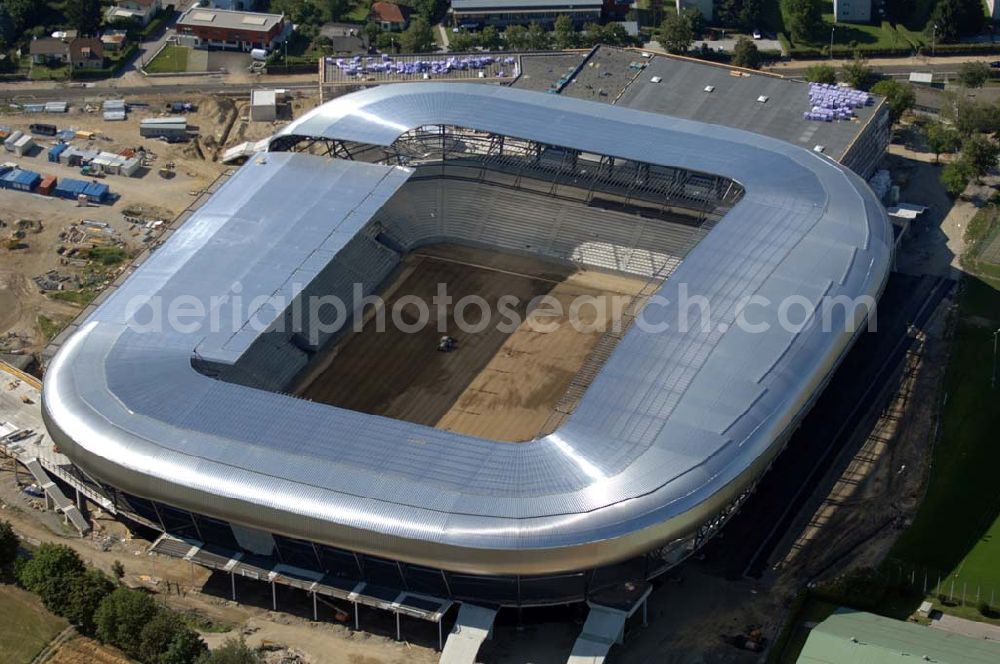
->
[439, 603, 498, 664]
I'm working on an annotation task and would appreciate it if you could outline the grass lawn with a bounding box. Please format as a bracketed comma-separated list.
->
[889, 277, 1000, 591]
[0, 585, 68, 664]
[144, 45, 189, 73]
[768, 0, 926, 50]
[29, 62, 70, 81]
[347, 0, 372, 24]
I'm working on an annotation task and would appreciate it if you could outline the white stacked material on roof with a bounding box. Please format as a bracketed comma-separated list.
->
[103, 111, 127, 121]
[44, 101, 68, 113]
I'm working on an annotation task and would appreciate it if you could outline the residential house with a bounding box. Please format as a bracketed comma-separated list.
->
[69, 38, 105, 70]
[101, 30, 128, 53]
[29, 38, 70, 66]
[107, 0, 163, 27]
[175, 7, 290, 51]
[319, 23, 368, 54]
[370, 2, 410, 31]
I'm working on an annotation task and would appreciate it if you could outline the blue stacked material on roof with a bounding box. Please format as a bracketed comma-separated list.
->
[82, 181, 110, 202]
[0, 169, 41, 192]
[53, 177, 89, 199]
[49, 142, 69, 162]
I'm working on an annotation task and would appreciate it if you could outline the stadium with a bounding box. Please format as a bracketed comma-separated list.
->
[41, 84, 893, 618]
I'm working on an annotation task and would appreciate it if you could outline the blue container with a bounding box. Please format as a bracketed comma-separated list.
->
[53, 177, 88, 199]
[48, 142, 69, 163]
[83, 181, 110, 203]
[0, 169, 41, 192]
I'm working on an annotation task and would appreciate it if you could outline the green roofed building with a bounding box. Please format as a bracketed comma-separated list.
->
[799, 609, 1000, 663]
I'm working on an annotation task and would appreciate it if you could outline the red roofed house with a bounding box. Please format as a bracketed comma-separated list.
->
[370, 2, 410, 31]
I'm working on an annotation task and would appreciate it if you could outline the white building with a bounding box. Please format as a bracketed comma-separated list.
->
[833, 0, 871, 24]
[675, 0, 713, 21]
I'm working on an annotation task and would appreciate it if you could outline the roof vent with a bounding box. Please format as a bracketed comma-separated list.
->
[704, 85, 715, 93]
[813, 145, 825, 153]
[757, 95, 769, 103]
[651, 76, 662, 83]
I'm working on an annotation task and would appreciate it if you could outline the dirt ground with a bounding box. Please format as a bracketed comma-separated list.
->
[47, 635, 132, 664]
[295, 243, 648, 442]
[0, 91, 324, 356]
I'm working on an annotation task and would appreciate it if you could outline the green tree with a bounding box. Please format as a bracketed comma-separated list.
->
[781, 0, 823, 44]
[63, 0, 103, 36]
[504, 24, 529, 50]
[17, 543, 87, 614]
[63, 570, 114, 635]
[683, 7, 705, 37]
[948, 99, 1000, 137]
[138, 610, 200, 664]
[321, 0, 351, 21]
[479, 25, 500, 50]
[941, 159, 972, 195]
[448, 30, 476, 52]
[94, 588, 160, 659]
[202, 637, 262, 664]
[162, 629, 208, 664]
[410, 0, 442, 22]
[376, 31, 396, 52]
[398, 17, 435, 53]
[870, 79, 915, 124]
[731, 36, 761, 69]
[739, 0, 762, 30]
[961, 135, 999, 179]
[0, 5, 16, 50]
[0, 521, 17, 577]
[659, 11, 694, 54]
[929, 0, 984, 44]
[957, 61, 991, 89]
[526, 22, 550, 50]
[363, 21, 381, 46]
[590, 22, 629, 46]
[924, 121, 961, 163]
[111, 559, 126, 584]
[554, 15, 577, 49]
[5, 0, 38, 34]
[841, 52, 873, 90]
[805, 63, 837, 84]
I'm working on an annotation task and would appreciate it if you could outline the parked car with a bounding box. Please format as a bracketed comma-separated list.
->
[752, 30, 762, 40]
[990, 61, 1000, 69]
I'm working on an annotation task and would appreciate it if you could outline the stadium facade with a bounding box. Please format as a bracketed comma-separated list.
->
[42, 84, 893, 607]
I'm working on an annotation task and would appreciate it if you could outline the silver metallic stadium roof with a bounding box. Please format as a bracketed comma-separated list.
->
[43, 84, 892, 575]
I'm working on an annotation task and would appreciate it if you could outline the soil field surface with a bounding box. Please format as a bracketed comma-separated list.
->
[295, 243, 649, 442]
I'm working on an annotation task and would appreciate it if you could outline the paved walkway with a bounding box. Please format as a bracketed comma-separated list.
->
[931, 613, 1000, 642]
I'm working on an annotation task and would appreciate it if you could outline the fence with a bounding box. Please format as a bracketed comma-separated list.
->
[880, 557, 1000, 611]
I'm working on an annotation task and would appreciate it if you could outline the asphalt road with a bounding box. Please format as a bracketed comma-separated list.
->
[0, 79, 318, 103]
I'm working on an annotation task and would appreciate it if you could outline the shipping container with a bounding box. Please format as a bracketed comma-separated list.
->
[38, 175, 57, 196]
[53, 177, 89, 200]
[30, 123, 58, 136]
[48, 142, 69, 163]
[82, 181, 110, 203]
[3, 130, 23, 152]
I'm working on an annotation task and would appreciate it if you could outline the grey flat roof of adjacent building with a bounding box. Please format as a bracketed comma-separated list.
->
[43, 84, 892, 577]
[617, 55, 881, 161]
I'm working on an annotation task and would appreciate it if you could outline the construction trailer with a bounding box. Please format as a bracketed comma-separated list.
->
[139, 117, 188, 140]
[0, 169, 41, 192]
[250, 89, 277, 122]
[3, 130, 24, 152]
[12, 135, 35, 157]
[48, 142, 69, 163]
